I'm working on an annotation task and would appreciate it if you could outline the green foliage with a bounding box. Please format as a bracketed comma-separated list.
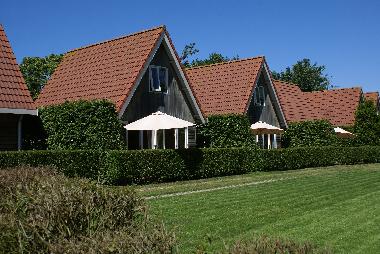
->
[282, 120, 337, 147]
[0, 150, 102, 179]
[354, 99, 380, 145]
[187, 53, 239, 68]
[1, 146, 379, 186]
[102, 150, 187, 185]
[19, 54, 63, 99]
[272, 58, 331, 92]
[180, 42, 238, 67]
[180, 42, 199, 67]
[0, 168, 175, 253]
[198, 114, 258, 148]
[39, 100, 124, 150]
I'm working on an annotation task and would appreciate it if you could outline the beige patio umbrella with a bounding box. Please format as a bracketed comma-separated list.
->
[124, 111, 195, 149]
[334, 127, 355, 138]
[250, 121, 284, 149]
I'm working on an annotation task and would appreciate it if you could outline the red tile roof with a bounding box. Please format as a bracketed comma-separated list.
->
[273, 80, 362, 126]
[36, 26, 166, 111]
[0, 25, 35, 110]
[186, 57, 264, 116]
[365, 92, 379, 104]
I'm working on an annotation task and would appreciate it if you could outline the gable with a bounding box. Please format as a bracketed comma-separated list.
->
[0, 25, 36, 114]
[121, 43, 201, 123]
[246, 71, 281, 127]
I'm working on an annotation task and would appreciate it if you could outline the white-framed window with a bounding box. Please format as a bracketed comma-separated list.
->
[149, 65, 168, 93]
[254, 85, 266, 106]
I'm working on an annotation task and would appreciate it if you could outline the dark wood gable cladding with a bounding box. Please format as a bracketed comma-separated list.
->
[121, 41, 200, 149]
[247, 70, 281, 127]
[121, 43, 197, 124]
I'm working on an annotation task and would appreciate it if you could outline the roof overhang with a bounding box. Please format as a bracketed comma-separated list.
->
[118, 32, 205, 124]
[0, 108, 38, 116]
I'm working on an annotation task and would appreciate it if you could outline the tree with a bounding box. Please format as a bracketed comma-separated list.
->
[180, 43, 238, 68]
[354, 99, 380, 145]
[20, 54, 63, 100]
[180, 42, 199, 67]
[272, 58, 331, 92]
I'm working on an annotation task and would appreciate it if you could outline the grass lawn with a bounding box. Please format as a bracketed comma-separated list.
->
[136, 164, 380, 253]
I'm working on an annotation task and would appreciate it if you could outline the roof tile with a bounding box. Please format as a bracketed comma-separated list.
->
[36, 26, 165, 111]
[0, 25, 35, 110]
[273, 80, 362, 126]
[186, 57, 264, 116]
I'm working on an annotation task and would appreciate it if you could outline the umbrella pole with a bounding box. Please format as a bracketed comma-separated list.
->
[185, 127, 189, 149]
[163, 129, 166, 149]
[174, 129, 179, 149]
[139, 130, 144, 149]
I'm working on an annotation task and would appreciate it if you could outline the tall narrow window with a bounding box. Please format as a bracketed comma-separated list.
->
[254, 85, 266, 106]
[259, 86, 265, 106]
[149, 65, 168, 93]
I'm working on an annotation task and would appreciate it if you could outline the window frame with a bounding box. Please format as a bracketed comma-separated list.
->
[254, 85, 266, 107]
[149, 65, 169, 93]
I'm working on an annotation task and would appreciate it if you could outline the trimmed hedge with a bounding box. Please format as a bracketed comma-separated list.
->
[1, 146, 379, 185]
[0, 150, 102, 179]
[39, 100, 124, 150]
[197, 114, 258, 148]
[281, 120, 337, 148]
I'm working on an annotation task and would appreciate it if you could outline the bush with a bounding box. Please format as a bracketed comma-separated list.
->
[0, 150, 102, 179]
[39, 100, 124, 150]
[1, 146, 379, 185]
[282, 120, 337, 148]
[198, 114, 258, 148]
[0, 167, 175, 253]
[354, 99, 380, 145]
[222, 235, 331, 254]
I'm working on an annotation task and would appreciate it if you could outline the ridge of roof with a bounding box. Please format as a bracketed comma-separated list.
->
[67, 25, 166, 53]
[365, 91, 379, 95]
[310, 86, 362, 94]
[272, 79, 299, 87]
[185, 56, 264, 70]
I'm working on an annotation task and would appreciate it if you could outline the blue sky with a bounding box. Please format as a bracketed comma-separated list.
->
[2, 0, 380, 92]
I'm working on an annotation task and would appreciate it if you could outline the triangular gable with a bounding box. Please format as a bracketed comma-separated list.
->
[0, 24, 36, 115]
[118, 29, 205, 123]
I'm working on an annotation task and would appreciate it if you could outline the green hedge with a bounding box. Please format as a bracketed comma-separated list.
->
[1, 146, 379, 185]
[0, 150, 102, 179]
[39, 100, 124, 150]
[281, 120, 337, 148]
[197, 114, 258, 148]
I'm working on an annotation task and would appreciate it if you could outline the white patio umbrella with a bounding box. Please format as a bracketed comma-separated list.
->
[250, 121, 284, 135]
[250, 121, 284, 149]
[334, 127, 355, 138]
[124, 111, 195, 149]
